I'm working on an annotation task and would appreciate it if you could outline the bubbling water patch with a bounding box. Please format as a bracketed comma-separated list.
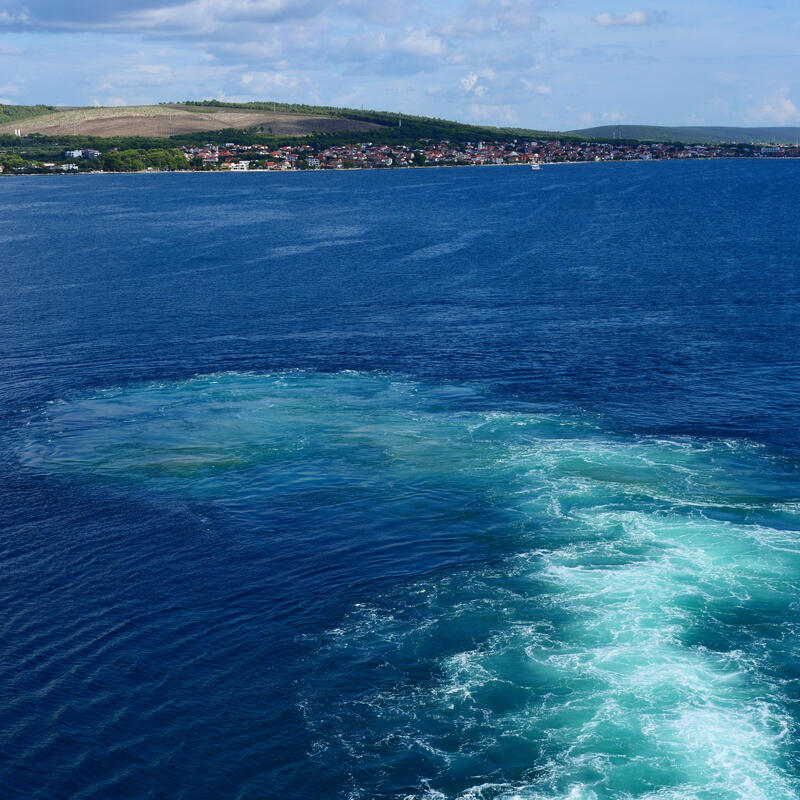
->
[18, 372, 800, 799]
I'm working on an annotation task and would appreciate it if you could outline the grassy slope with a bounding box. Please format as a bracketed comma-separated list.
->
[569, 124, 800, 145]
[12, 100, 797, 153]
[0, 100, 579, 153]
[5, 101, 800, 147]
[0, 104, 384, 138]
[0, 104, 57, 124]
[180, 100, 570, 143]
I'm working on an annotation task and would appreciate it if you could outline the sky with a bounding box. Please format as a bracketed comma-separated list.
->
[1, 0, 799, 130]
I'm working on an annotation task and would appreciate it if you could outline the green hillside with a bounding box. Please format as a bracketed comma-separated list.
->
[569, 124, 800, 145]
[0, 104, 57, 125]
[6, 102, 800, 147]
[180, 100, 568, 144]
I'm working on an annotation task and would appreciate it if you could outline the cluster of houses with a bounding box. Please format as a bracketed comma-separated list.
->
[186, 142, 416, 170]
[3, 137, 799, 175]
[64, 148, 101, 160]
[182, 138, 800, 171]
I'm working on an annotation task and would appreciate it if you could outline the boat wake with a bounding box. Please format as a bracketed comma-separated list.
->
[18, 371, 800, 799]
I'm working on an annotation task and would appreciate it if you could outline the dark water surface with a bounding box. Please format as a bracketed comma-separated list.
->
[2, 162, 800, 799]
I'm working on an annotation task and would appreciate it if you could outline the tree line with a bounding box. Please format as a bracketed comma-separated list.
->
[0, 104, 56, 124]
[0, 148, 189, 172]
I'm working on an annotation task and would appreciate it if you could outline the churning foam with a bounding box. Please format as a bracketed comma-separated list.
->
[18, 372, 800, 799]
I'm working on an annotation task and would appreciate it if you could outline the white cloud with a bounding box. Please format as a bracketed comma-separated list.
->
[439, 18, 487, 38]
[493, 0, 542, 32]
[328, 31, 388, 62]
[99, 64, 175, 90]
[92, 96, 128, 107]
[468, 102, 518, 123]
[241, 70, 303, 93]
[461, 72, 479, 91]
[0, 9, 28, 24]
[103, 0, 328, 36]
[2, 0, 773, 131]
[460, 69, 499, 98]
[439, 0, 541, 39]
[340, 0, 417, 25]
[396, 28, 445, 58]
[520, 77, 550, 95]
[593, 10, 649, 27]
[753, 88, 800, 123]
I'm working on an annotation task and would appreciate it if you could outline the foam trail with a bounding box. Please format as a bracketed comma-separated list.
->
[17, 372, 800, 799]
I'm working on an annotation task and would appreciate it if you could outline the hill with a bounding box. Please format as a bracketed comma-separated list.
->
[0, 100, 568, 145]
[181, 99, 559, 139]
[5, 102, 800, 147]
[0, 104, 382, 138]
[569, 124, 800, 145]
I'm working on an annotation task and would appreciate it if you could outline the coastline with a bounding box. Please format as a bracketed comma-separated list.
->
[3, 157, 796, 178]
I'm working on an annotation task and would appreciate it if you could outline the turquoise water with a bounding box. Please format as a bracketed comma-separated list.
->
[19, 371, 800, 799]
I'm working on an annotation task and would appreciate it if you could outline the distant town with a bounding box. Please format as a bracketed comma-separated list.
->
[2, 137, 799, 174]
[183, 138, 799, 170]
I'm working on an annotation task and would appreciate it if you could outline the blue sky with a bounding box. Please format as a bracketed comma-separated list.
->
[1, 0, 798, 130]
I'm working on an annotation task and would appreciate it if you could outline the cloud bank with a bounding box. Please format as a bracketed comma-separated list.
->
[593, 10, 655, 26]
[0, 1, 798, 131]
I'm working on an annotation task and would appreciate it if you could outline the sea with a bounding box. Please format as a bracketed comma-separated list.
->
[2, 160, 800, 800]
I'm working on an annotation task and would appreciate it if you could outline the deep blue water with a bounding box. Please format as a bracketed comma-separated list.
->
[2, 161, 800, 799]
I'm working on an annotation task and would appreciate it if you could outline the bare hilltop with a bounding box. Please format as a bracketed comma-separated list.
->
[0, 103, 382, 138]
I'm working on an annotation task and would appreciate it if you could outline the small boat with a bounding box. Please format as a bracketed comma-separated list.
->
[530, 162, 541, 171]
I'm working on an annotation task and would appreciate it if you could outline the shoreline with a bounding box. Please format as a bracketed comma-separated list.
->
[2, 156, 797, 178]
